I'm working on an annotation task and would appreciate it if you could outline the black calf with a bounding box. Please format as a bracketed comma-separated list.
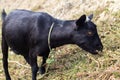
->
[1, 9, 103, 80]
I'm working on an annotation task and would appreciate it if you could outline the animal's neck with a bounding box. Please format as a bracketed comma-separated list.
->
[50, 20, 75, 48]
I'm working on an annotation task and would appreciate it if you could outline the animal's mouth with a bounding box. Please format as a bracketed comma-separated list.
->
[93, 45, 103, 54]
[95, 50, 99, 53]
[91, 49, 101, 54]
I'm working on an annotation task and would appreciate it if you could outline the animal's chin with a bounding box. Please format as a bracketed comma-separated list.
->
[89, 50, 99, 54]
[82, 48, 97, 54]
[80, 45, 99, 54]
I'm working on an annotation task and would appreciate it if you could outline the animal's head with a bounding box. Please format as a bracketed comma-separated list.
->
[72, 14, 103, 54]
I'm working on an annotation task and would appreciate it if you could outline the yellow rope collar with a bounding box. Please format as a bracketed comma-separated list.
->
[48, 23, 55, 51]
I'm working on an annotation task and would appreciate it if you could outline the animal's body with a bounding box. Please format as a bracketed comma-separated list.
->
[1, 9, 103, 80]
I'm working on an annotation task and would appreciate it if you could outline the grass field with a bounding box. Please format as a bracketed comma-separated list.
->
[0, 0, 120, 80]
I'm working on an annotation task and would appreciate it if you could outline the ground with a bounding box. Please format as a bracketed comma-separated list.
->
[0, 0, 120, 80]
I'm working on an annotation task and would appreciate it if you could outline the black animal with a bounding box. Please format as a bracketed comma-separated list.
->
[1, 9, 103, 80]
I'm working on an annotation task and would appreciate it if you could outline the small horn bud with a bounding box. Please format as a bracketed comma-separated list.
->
[85, 16, 90, 22]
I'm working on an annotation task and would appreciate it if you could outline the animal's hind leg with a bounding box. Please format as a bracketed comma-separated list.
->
[2, 38, 11, 80]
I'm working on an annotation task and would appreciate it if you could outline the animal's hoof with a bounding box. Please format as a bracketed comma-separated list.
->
[39, 67, 46, 74]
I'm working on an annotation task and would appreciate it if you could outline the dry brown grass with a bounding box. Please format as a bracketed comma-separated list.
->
[0, 0, 120, 80]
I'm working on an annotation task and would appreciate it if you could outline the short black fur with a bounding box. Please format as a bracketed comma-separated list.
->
[1, 9, 103, 80]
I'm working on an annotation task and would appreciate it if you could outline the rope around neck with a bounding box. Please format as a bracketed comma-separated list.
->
[48, 23, 55, 51]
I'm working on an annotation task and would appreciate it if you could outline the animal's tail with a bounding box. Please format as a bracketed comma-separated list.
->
[1, 9, 7, 21]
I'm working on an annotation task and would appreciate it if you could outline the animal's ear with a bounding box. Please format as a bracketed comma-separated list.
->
[76, 14, 86, 26]
[88, 14, 93, 20]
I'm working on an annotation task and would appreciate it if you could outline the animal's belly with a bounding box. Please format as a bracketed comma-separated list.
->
[5, 34, 29, 55]
[9, 43, 28, 55]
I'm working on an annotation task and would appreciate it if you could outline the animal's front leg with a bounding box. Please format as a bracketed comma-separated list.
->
[40, 54, 49, 74]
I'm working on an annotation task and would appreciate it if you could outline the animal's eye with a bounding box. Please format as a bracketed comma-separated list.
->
[87, 31, 94, 36]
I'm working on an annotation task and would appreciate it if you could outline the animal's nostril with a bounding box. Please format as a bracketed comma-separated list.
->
[99, 46, 103, 51]
[96, 44, 103, 50]
[100, 45, 103, 50]
[96, 44, 100, 47]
